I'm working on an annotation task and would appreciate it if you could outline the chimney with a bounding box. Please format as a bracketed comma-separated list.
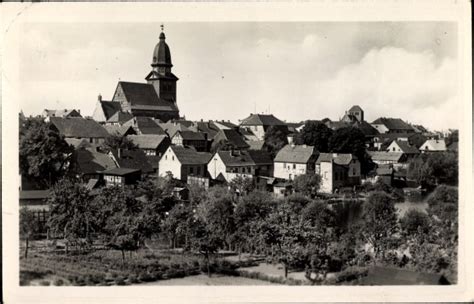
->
[77, 109, 81, 114]
[98, 94, 102, 102]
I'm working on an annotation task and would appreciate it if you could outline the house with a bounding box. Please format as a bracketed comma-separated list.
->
[239, 127, 261, 142]
[208, 149, 273, 182]
[71, 147, 118, 181]
[92, 96, 122, 123]
[316, 153, 361, 193]
[103, 124, 137, 137]
[105, 111, 134, 126]
[375, 165, 395, 186]
[43, 109, 82, 121]
[346, 105, 364, 122]
[368, 151, 408, 169]
[171, 130, 207, 152]
[386, 140, 420, 158]
[420, 139, 447, 153]
[50, 117, 109, 144]
[211, 129, 250, 151]
[272, 181, 293, 198]
[239, 113, 288, 140]
[102, 168, 142, 187]
[158, 146, 212, 182]
[108, 148, 154, 176]
[127, 134, 170, 156]
[371, 117, 415, 134]
[274, 144, 319, 180]
[373, 133, 427, 151]
[19, 190, 50, 233]
[159, 121, 193, 138]
[360, 266, 450, 285]
[246, 140, 266, 151]
[122, 116, 166, 135]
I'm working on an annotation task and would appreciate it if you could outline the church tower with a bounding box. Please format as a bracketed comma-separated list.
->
[145, 25, 179, 103]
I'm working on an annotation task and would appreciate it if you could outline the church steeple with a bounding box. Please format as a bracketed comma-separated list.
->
[145, 25, 179, 103]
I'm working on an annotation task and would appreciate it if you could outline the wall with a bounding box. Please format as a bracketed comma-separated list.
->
[158, 148, 182, 180]
[318, 161, 334, 193]
[274, 162, 308, 180]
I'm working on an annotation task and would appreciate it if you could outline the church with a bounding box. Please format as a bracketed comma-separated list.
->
[93, 27, 180, 123]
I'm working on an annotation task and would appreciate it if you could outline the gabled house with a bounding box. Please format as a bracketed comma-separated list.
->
[420, 139, 447, 153]
[50, 117, 109, 144]
[103, 124, 136, 137]
[43, 109, 82, 122]
[373, 133, 427, 151]
[274, 144, 319, 180]
[371, 117, 415, 134]
[208, 149, 273, 182]
[368, 151, 408, 169]
[108, 148, 154, 176]
[158, 146, 212, 181]
[386, 140, 420, 158]
[92, 96, 122, 123]
[105, 111, 134, 126]
[102, 168, 142, 187]
[122, 116, 166, 135]
[127, 134, 170, 156]
[159, 121, 193, 138]
[316, 153, 361, 193]
[239, 113, 288, 140]
[71, 147, 118, 181]
[171, 130, 207, 152]
[211, 129, 250, 151]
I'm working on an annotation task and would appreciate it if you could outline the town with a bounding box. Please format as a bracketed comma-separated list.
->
[19, 28, 458, 286]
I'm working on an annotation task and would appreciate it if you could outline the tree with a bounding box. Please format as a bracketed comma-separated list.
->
[211, 139, 235, 153]
[161, 203, 195, 248]
[229, 175, 255, 195]
[264, 126, 288, 157]
[292, 173, 321, 198]
[19, 118, 73, 188]
[300, 121, 333, 152]
[359, 191, 398, 263]
[407, 152, 458, 189]
[47, 178, 96, 253]
[101, 134, 138, 151]
[400, 209, 430, 236]
[20, 208, 39, 259]
[187, 218, 221, 277]
[445, 129, 458, 146]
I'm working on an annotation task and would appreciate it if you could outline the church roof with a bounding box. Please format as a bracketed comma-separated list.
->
[152, 31, 172, 67]
[100, 101, 122, 120]
[349, 105, 363, 112]
[117, 81, 179, 112]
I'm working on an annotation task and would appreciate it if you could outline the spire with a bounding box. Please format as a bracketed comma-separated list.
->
[159, 24, 166, 40]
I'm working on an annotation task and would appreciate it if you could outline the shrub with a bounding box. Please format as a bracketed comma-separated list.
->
[115, 277, 126, 285]
[39, 280, 50, 286]
[53, 278, 64, 286]
[335, 266, 368, 283]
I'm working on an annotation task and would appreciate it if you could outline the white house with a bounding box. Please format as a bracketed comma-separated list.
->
[208, 149, 273, 182]
[316, 153, 361, 193]
[273, 144, 319, 180]
[158, 146, 212, 181]
[419, 139, 447, 153]
[239, 113, 287, 140]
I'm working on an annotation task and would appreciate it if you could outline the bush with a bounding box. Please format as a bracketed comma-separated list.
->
[39, 280, 50, 286]
[53, 278, 64, 286]
[335, 266, 368, 283]
[115, 276, 126, 285]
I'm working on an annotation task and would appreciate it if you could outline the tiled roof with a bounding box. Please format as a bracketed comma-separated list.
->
[107, 111, 133, 123]
[349, 105, 363, 112]
[274, 144, 318, 164]
[123, 116, 166, 135]
[100, 101, 122, 120]
[102, 167, 140, 176]
[65, 138, 92, 149]
[212, 120, 238, 130]
[73, 147, 118, 175]
[127, 134, 169, 150]
[246, 140, 265, 150]
[217, 150, 273, 167]
[368, 151, 404, 162]
[371, 117, 414, 131]
[354, 121, 379, 136]
[213, 129, 249, 149]
[316, 153, 355, 165]
[192, 122, 220, 139]
[391, 140, 420, 154]
[240, 114, 286, 126]
[44, 109, 82, 118]
[118, 81, 178, 112]
[176, 130, 206, 141]
[159, 122, 192, 138]
[171, 146, 212, 165]
[50, 117, 109, 138]
[103, 124, 136, 137]
[421, 139, 447, 151]
[110, 149, 154, 173]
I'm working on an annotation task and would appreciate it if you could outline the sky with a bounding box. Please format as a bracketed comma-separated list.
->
[18, 22, 458, 131]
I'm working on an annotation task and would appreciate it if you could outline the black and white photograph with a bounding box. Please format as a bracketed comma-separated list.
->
[2, 1, 472, 303]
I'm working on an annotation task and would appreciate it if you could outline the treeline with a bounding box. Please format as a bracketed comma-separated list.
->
[21, 176, 458, 283]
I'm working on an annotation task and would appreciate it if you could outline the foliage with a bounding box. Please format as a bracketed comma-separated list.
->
[101, 134, 138, 151]
[445, 129, 458, 147]
[20, 207, 40, 258]
[229, 175, 255, 195]
[292, 173, 321, 198]
[362, 179, 405, 202]
[264, 126, 288, 157]
[407, 152, 458, 189]
[400, 209, 430, 236]
[19, 117, 74, 187]
[300, 121, 333, 152]
[359, 191, 398, 263]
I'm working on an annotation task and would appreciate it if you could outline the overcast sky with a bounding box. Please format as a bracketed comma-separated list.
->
[18, 22, 458, 130]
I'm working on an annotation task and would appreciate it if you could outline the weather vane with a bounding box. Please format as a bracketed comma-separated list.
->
[160, 24, 164, 32]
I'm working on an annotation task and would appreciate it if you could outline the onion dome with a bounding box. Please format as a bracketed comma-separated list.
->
[152, 31, 172, 67]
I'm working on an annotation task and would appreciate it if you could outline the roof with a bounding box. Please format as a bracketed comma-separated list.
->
[246, 140, 265, 150]
[175, 130, 206, 141]
[212, 120, 238, 130]
[102, 167, 141, 176]
[213, 129, 249, 149]
[217, 150, 273, 167]
[100, 101, 122, 120]
[65, 138, 92, 149]
[316, 153, 356, 165]
[421, 139, 447, 151]
[159, 121, 192, 138]
[170, 146, 212, 165]
[361, 266, 450, 285]
[73, 147, 118, 175]
[123, 116, 166, 135]
[349, 105, 363, 112]
[127, 134, 168, 150]
[368, 151, 404, 162]
[192, 121, 220, 139]
[117, 81, 178, 111]
[50, 117, 109, 138]
[240, 114, 286, 127]
[110, 149, 154, 173]
[43, 109, 82, 118]
[390, 140, 420, 154]
[376, 166, 394, 176]
[85, 179, 100, 190]
[354, 121, 379, 136]
[371, 117, 414, 131]
[19, 190, 50, 200]
[107, 111, 133, 124]
[274, 144, 318, 164]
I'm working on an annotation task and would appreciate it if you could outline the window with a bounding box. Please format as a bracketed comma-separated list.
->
[197, 166, 201, 175]
[284, 163, 287, 168]
[289, 174, 292, 180]
[293, 164, 296, 169]
[393, 147, 396, 151]
[165, 155, 168, 160]
[353, 168, 356, 175]
[335, 172, 338, 181]
[172, 156, 175, 161]
[190, 167, 194, 174]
